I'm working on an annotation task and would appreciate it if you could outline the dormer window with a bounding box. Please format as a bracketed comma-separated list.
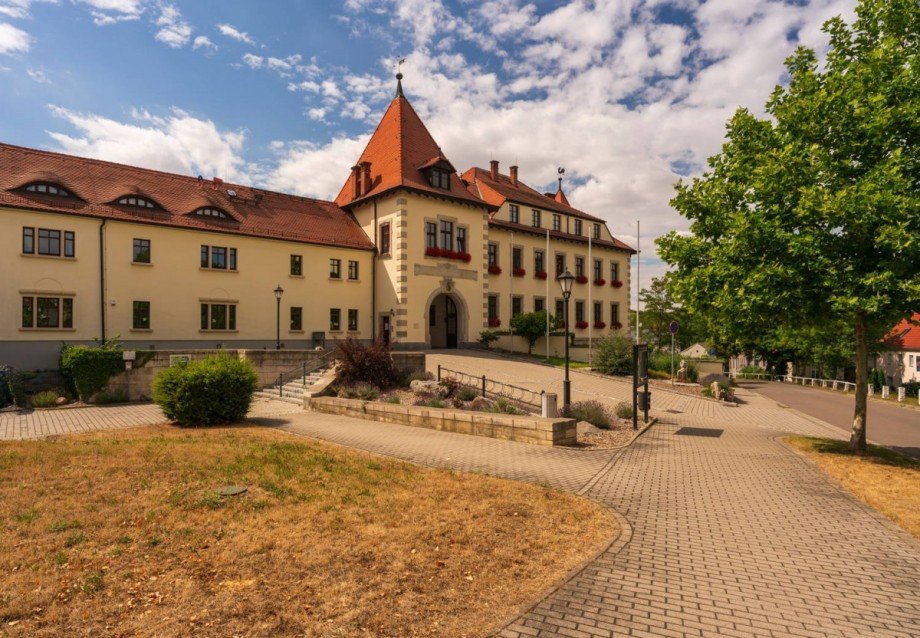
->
[194, 207, 229, 219]
[427, 168, 451, 190]
[24, 183, 74, 198]
[116, 196, 158, 209]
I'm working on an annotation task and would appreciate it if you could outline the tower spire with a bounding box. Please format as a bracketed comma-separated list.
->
[395, 57, 406, 97]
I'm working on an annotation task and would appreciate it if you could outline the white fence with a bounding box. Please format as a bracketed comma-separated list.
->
[728, 371, 856, 393]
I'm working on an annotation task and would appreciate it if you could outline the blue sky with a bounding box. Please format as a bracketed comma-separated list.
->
[0, 0, 856, 283]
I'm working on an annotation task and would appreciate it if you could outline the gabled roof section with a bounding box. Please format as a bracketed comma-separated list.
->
[883, 313, 920, 351]
[0, 143, 374, 250]
[334, 94, 485, 208]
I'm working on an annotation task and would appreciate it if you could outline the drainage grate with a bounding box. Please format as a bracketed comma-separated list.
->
[675, 427, 723, 438]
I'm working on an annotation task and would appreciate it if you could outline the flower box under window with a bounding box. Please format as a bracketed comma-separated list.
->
[575, 275, 589, 285]
[611, 279, 623, 288]
[611, 321, 623, 329]
[488, 264, 502, 275]
[512, 268, 526, 277]
[593, 321, 606, 329]
[593, 278, 606, 286]
[426, 246, 471, 262]
[488, 317, 501, 327]
[575, 321, 589, 329]
[535, 270, 548, 280]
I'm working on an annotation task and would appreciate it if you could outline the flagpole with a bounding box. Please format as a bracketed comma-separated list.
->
[509, 231, 514, 354]
[545, 228, 550, 360]
[588, 234, 593, 366]
[635, 220, 640, 345]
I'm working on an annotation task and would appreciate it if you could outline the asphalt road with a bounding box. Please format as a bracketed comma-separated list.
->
[740, 380, 920, 459]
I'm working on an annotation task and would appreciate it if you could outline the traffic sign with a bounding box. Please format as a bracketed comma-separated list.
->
[669, 320, 679, 334]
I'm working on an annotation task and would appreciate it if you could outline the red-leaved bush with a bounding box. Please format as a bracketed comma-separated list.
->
[333, 338, 399, 389]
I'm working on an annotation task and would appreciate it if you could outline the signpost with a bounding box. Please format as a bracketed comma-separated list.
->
[669, 320, 680, 380]
[632, 343, 650, 430]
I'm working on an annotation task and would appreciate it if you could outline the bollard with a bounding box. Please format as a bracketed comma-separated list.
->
[278, 373, 283, 397]
[868, 385, 874, 396]
[303, 362, 307, 385]
[897, 387, 905, 402]
[482, 375, 487, 398]
[437, 365, 441, 382]
[542, 392, 558, 418]
[881, 385, 890, 399]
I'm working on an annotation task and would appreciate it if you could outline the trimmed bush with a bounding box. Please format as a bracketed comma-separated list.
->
[60, 342, 123, 401]
[593, 334, 634, 376]
[334, 338, 399, 389]
[152, 355, 257, 426]
[30, 390, 61, 408]
[563, 401, 612, 428]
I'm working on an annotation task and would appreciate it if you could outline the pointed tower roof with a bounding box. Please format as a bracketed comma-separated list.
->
[554, 186, 570, 206]
[335, 78, 486, 208]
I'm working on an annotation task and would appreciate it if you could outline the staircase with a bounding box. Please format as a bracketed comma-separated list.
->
[255, 357, 335, 405]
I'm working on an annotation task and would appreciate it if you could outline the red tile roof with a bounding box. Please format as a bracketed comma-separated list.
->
[334, 95, 487, 209]
[0, 143, 374, 250]
[883, 313, 920, 351]
[489, 219, 636, 254]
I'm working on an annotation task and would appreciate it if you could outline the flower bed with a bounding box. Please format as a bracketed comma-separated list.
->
[425, 247, 472, 262]
[611, 279, 623, 288]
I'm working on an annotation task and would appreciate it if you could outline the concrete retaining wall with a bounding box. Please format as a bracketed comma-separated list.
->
[306, 396, 577, 447]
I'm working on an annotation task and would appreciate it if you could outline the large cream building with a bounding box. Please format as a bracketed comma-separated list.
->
[1, 78, 634, 369]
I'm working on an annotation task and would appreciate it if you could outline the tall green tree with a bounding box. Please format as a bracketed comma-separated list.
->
[657, 0, 919, 453]
[510, 311, 556, 354]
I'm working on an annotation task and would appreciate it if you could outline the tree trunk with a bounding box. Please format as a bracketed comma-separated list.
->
[849, 311, 868, 454]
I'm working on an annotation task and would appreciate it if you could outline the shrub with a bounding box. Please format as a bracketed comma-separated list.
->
[152, 355, 257, 426]
[93, 389, 129, 405]
[699, 373, 726, 387]
[457, 386, 479, 402]
[686, 361, 699, 382]
[334, 338, 398, 389]
[510, 311, 552, 354]
[337, 383, 380, 400]
[397, 369, 433, 387]
[0, 365, 16, 407]
[563, 401, 611, 429]
[593, 334, 633, 376]
[30, 390, 61, 408]
[422, 398, 446, 408]
[438, 378, 459, 397]
[615, 402, 633, 419]
[4, 367, 26, 408]
[385, 395, 401, 404]
[479, 330, 500, 347]
[59, 342, 124, 401]
[488, 398, 520, 415]
[648, 369, 671, 380]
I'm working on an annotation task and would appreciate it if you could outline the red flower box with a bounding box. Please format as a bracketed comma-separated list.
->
[488, 317, 501, 327]
[593, 278, 606, 286]
[488, 264, 502, 275]
[460, 252, 472, 263]
[593, 321, 606, 329]
[612, 321, 623, 329]
[575, 321, 589, 329]
[611, 279, 623, 288]
[425, 246, 442, 258]
[512, 268, 526, 277]
[426, 247, 472, 263]
[535, 270, 548, 280]
[575, 275, 589, 284]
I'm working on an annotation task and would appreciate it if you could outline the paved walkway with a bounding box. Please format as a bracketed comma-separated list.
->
[2, 355, 919, 637]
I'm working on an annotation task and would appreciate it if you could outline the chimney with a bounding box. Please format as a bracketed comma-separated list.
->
[362, 161, 372, 195]
[489, 160, 499, 180]
[509, 165, 518, 186]
[352, 165, 362, 199]
[213, 177, 223, 187]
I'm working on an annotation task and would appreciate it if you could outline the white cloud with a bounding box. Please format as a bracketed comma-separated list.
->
[216, 22, 255, 45]
[78, 0, 144, 26]
[154, 3, 191, 48]
[0, 21, 30, 54]
[192, 34, 216, 52]
[265, 136, 370, 199]
[306, 107, 326, 121]
[241, 53, 263, 68]
[0, 0, 34, 20]
[26, 67, 49, 83]
[47, 104, 251, 182]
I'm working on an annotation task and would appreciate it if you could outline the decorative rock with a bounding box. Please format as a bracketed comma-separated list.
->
[576, 420, 601, 435]
[217, 485, 247, 497]
[410, 379, 440, 392]
[54, 397, 67, 406]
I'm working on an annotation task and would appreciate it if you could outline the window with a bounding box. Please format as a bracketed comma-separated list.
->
[534, 297, 545, 313]
[593, 259, 603, 281]
[38, 229, 60, 256]
[531, 209, 541, 227]
[133, 301, 151, 330]
[348, 309, 359, 331]
[574, 219, 582, 236]
[348, 260, 359, 280]
[488, 243, 498, 267]
[290, 254, 303, 276]
[593, 223, 601, 240]
[594, 301, 603, 324]
[200, 303, 236, 331]
[425, 221, 437, 249]
[611, 302, 620, 325]
[534, 249, 545, 274]
[22, 296, 72, 329]
[509, 204, 519, 224]
[380, 223, 391, 255]
[575, 256, 585, 277]
[330, 258, 341, 279]
[64, 232, 74, 257]
[22, 228, 33, 254]
[133, 239, 151, 263]
[552, 214, 561, 232]
[290, 307, 303, 331]
[512, 246, 522, 271]
[575, 301, 585, 324]
[555, 299, 564, 321]
[116, 196, 157, 209]
[611, 261, 620, 282]
[487, 295, 499, 321]
[200, 245, 209, 268]
[511, 296, 523, 317]
[212, 247, 227, 269]
[194, 207, 229, 219]
[25, 183, 74, 197]
[456, 227, 467, 254]
[330, 308, 341, 331]
[427, 169, 450, 190]
[229, 248, 237, 270]
[439, 220, 454, 251]
[555, 253, 566, 275]
[201, 245, 236, 270]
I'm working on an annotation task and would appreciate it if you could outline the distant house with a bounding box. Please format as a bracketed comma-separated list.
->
[680, 343, 709, 358]
[877, 313, 920, 386]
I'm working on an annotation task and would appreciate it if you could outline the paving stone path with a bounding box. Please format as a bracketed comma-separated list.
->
[2, 354, 918, 637]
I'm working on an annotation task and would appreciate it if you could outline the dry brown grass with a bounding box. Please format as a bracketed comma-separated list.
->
[786, 437, 920, 539]
[0, 425, 616, 637]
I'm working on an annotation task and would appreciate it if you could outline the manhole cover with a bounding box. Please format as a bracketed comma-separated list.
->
[675, 427, 723, 438]
[217, 485, 248, 497]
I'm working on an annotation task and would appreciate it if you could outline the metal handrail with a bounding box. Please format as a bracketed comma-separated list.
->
[273, 350, 335, 397]
[436, 364, 544, 408]
[729, 370, 857, 393]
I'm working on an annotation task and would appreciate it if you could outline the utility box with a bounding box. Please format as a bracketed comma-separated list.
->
[637, 391, 651, 411]
[542, 392, 558, 418]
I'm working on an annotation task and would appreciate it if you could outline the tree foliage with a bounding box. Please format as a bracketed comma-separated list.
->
[510, 311, 556, 354]
[152, 355, 257, 426]
[657, 0, 920, 452]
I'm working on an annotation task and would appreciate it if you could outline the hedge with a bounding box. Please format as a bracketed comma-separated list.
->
[59, 343, 124, 401]
[152, 355, 258, 426]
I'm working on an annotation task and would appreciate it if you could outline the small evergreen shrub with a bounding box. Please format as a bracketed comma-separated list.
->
[615, 402, 633, 419]
[686, 361, 699, 382]
[421, 398, 446, 408]
[337, 383, 380, 400]
[59, 342, 124, 401]
[457, 387, 479, 402]
[334, 338, 398, 389]
[488, 398, 520, 415]
[385, 395, 401, 404]
[593, 334, 633, 376]
[30, 390, 61, 408]
[563, 401, 612, 428]
[478, 330, 499, 348]
[152, 355, 257, 426]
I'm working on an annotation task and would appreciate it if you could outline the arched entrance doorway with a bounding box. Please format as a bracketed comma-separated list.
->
[428, 293, 462, 349]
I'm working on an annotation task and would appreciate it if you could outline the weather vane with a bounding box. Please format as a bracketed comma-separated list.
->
[557, 167, 565, 190]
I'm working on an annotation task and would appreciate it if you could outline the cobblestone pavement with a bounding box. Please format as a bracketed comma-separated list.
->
[0, 397, 301, 440]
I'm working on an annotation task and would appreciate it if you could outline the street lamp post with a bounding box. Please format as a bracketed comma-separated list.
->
[557, 269, 575, 410]
[273, 285, 284, 350]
